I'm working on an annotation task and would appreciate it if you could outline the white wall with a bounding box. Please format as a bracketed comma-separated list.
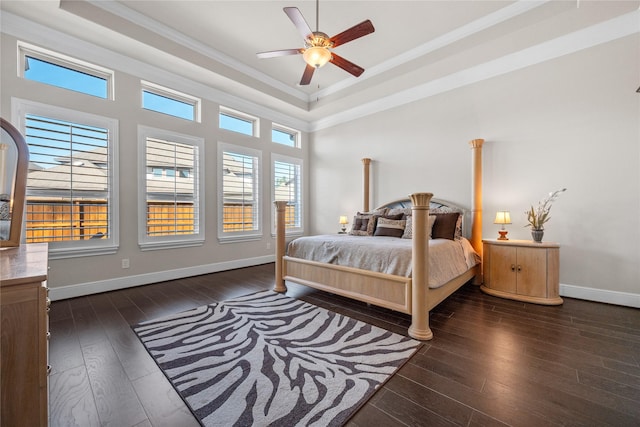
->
[1, 11, 638, 307]
[310, 34, 640, 305]
[0, 32, 309, 300]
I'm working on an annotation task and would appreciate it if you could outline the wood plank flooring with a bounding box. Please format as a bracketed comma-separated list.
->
[48, 263, 640, 426]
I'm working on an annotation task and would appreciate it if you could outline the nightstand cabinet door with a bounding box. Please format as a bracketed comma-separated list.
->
[481, 240, 562, 305]
[516, 247, 548, 298]
[486, 244, 517, 294]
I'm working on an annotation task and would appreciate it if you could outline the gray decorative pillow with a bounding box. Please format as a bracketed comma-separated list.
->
[374, 218, 406, 237]
[401, 214, 436, 239]
[454, 214, 463, 240]
[349, 214, 371, 236]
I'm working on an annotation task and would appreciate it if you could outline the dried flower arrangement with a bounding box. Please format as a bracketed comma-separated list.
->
[525, 188, 567, 230]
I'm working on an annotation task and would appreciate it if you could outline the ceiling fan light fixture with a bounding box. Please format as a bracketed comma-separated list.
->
[303, 46, 332, 68]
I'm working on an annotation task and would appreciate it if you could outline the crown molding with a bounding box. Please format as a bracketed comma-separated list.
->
[0, 11, 312, 132]
[2, 6, 637, 133]
[312, 0, 551, 100]
[86, 0, 309, 103]
[310, 9, 640, 131]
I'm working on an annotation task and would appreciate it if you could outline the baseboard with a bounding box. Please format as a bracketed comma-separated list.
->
[560, 283, 640, 308]
[50, 265, 639, 309]
[49, 255, 275, 301]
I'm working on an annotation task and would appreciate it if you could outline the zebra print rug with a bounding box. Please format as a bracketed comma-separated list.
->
[133, 290, 421, 426]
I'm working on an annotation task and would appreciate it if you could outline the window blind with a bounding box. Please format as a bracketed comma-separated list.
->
[25, 114, 111, 242]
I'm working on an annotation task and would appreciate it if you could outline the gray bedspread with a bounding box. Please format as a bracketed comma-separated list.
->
[287, 234, 480, 289]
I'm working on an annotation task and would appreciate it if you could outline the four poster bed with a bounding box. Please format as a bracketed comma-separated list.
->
[274, 139, 485, 340]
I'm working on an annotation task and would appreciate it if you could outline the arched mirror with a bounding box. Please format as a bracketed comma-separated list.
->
[1, 118, 29, 247]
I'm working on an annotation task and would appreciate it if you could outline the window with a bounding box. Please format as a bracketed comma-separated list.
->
[19, 42, 113, 99]
[219, 107, 258, 137]
[218, 143, 261, 242]
[272, 123, 300, 148]
[138, 126, 204, 250]
[272, 154, 303, 235]
[13, 99, 119, 258]
[141, 81, 200, 122]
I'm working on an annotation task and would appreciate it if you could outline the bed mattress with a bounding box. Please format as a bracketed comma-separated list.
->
[287, 235, 480, 288]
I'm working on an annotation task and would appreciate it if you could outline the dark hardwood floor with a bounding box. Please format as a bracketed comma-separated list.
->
[48, 263, 640, 426]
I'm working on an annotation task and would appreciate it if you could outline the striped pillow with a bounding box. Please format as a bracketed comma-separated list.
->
[374, 218, 406, 238]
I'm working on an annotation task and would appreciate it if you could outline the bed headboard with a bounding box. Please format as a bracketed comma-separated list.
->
[361, 139, 483, 255]
[377, 197, 471, 239]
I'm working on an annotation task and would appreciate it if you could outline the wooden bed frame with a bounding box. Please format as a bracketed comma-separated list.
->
[274, 139, 484, 340]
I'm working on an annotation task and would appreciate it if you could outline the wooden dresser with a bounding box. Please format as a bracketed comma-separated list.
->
[1, 243, 49, 426]
[481, 239, 562, 305]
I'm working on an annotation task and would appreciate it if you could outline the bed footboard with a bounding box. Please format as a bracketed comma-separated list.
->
[283, 256, 412, 313]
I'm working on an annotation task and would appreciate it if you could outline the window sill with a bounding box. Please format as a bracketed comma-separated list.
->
[218, 234, 262, 244]
[48, 245, 118, 260]
[139, 239, 205, 251]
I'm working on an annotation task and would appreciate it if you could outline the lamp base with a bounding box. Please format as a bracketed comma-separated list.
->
[497, 230, 509, 240]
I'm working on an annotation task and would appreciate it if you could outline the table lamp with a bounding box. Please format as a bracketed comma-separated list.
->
[339, 216, 349, 233]
[494, 211, 511, 240]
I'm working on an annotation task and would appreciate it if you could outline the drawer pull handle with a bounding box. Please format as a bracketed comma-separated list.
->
[47, 365, 52, 375]
[47, 332, 51, 340]
[510, 264, 516, 272]
[517, 265, 522, 272]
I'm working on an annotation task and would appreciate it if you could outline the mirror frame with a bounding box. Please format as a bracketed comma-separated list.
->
[1, 118, 29, 248]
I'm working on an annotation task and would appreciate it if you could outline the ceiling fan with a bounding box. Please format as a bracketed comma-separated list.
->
[256, 1, 375, 86]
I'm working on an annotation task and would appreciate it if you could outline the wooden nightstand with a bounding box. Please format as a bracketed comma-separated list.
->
[481, 239, 562, 305]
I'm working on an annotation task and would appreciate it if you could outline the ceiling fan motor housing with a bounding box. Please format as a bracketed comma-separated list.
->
[304, 32, 334, 49]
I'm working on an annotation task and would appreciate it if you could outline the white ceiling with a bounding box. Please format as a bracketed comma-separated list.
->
[1, 1, 638, 126]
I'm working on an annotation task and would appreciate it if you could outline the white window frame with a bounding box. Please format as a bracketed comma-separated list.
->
[271, 153, 303, 237]
[138, 126, 205, 250]
[217, 142, 262, 243]
[18, 41, 115, 100]
[219, 106, 259, 138]
[272, 123, 301, 148]
[12, 98, 119, 259]
[141, 81, 201, 122]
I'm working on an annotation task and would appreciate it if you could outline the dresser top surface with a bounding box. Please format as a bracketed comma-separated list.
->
[0, 243, 48, 286]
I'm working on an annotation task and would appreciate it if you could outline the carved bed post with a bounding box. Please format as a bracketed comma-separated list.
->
[469, 139, 484, 284]
[274, 201, 288, 293]
[362, 158, 371, 212]
[408, 192, 434, 341]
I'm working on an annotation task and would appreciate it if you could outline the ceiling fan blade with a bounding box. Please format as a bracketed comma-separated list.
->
[329, 20, 375, 48]
[300, 64, 315, 85]
[256, 48, 303, 59]
[284, 7, 313, 41]
[330, 53, 365, 77]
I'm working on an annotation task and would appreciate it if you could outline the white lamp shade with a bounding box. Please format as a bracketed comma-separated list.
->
[339, 215, 349, 225]
[303, 47, 332, 68]
[494, 211, 512, 225]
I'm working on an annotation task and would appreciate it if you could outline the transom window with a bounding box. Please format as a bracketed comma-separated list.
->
[138, 126, 204, 250]
[141, 81, 200, 122]
[272, 123, 300, 148]
[19, 42, 113, 99]
[219, 107, 258, 137]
